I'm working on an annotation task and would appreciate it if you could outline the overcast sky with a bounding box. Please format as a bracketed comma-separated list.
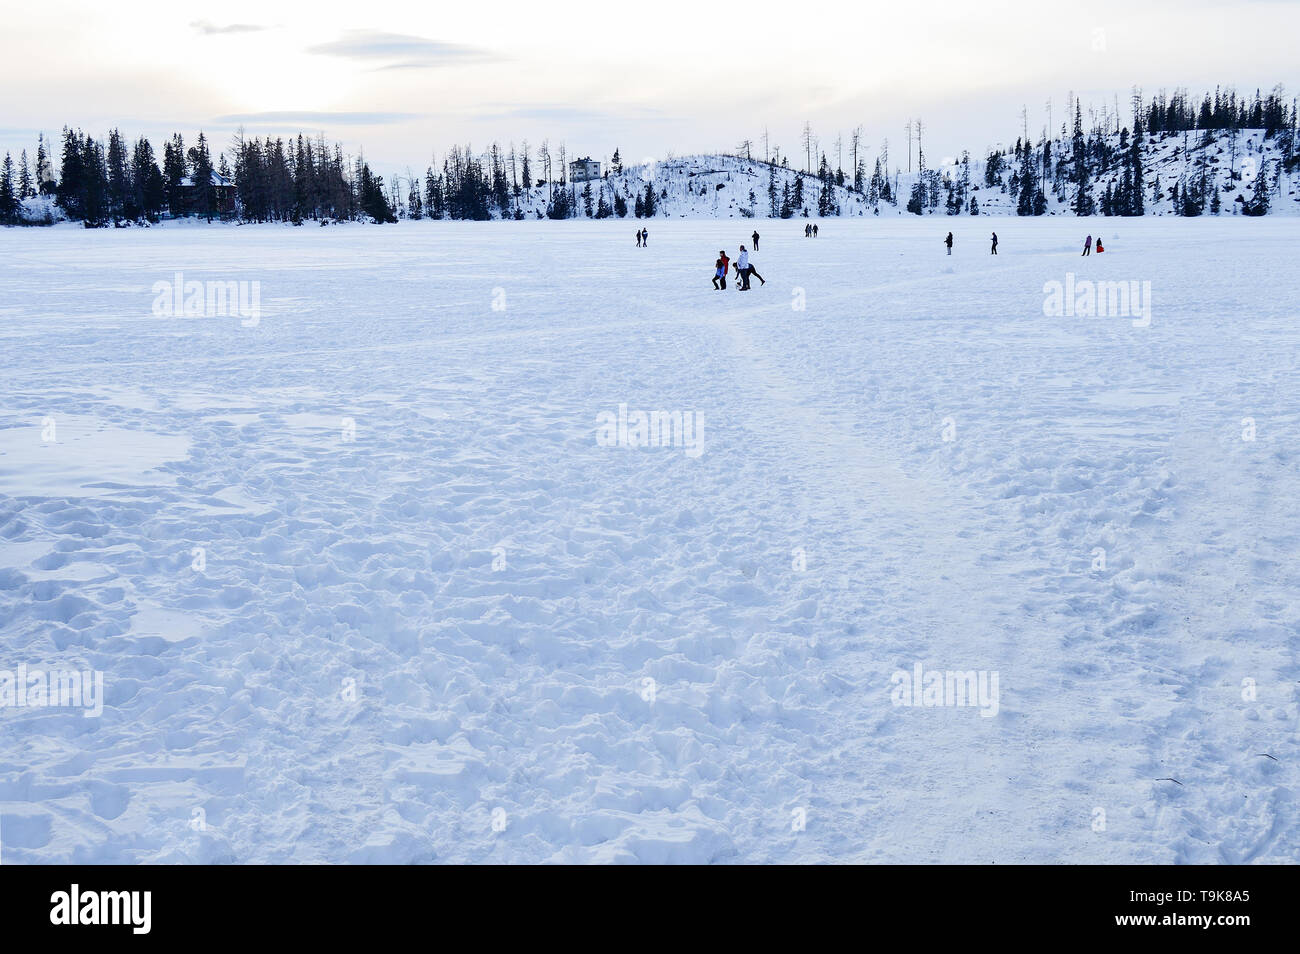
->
[3, 0, 1298, 176]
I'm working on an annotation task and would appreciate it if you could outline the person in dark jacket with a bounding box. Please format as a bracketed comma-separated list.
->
[751, 230, 760, 250]
[945, 232, 953, 255]
[635, 229, 642, 247]
[990, 232, 998, 255]
[812, 224, 818, 237]
[641, 228, 649, 246]
[805, 223, 812, 237]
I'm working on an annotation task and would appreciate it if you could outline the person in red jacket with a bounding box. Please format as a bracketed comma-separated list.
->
[713, 250, 730, 290]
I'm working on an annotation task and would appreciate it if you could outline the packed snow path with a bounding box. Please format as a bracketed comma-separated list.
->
[1, 218, 1297, 863]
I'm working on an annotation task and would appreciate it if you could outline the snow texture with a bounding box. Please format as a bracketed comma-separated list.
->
[1, 217, 1297, 863]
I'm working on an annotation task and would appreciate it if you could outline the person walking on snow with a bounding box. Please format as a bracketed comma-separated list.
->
[1082, 234, 1092, 256]
[735, 245, 764, 290]
[752, 230, 760, 250]
[990, 232, 998, 255]
[812, 224, 818, 237]
[635, 229, 642, 247]
[713, 250, 730, 290]
[805, 223, 812, 237]
[945, 232, 953, 255]
[641, 228, 649, 246]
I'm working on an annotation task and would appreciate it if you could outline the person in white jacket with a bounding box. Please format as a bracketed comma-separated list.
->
[733, 245, 765, 290]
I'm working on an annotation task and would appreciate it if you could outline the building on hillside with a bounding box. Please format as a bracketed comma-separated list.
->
[569, 157, 600, 183]
[178, 170, 237, 216]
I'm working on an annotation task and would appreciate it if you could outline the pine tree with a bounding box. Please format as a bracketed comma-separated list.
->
[642, 181, 656, 217]
[132, 137, 165, 222]
[1073, 102, 1094, 215]
[906, 179, 925, 215]
[106, 129, 130, 221]
[78, 134, 109, 226]
[0, 153, 17, 223]
[35, 133, 53, 195]
[1017, 138, 1045, 215]
[1245, 160, 1271, 215]
[188, 132, 215, 221]
[1127, 126, 1145, 216]
[56, 128, 83, 217]
[163, 134, 186, 215]
[18, 149, 32, 199]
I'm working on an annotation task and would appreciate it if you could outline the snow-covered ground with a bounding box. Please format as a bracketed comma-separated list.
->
[1, 218, 1297, 864]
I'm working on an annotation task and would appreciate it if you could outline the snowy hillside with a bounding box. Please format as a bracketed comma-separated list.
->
[499, 129, 1299, 220]
[508, 155, 870, 219]
[429, 129, 1298, 222]
[928, 127, 1300, 217]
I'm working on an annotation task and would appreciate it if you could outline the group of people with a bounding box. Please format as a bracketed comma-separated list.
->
[699, 223, 1108, 295]
[942, 231, 1103, 256]
[712, 242, 765, 291]
[634, 227, 649, 246]
[944, 231, 997, 254]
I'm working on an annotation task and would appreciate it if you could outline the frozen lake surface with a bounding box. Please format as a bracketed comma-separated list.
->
[1, 218, 1297, 863]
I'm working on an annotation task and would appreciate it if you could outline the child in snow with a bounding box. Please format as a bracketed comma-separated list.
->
[1095, 238, 1104, 253]
[945, 232, 953, 255]
[713, 251, 729, 290]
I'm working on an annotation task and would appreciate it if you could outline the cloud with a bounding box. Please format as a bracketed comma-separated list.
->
[477, 105, 668, 124]
[191, 20, 271, 35]
[306, 31, 494, 70]
[214, 111, 426, 126]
